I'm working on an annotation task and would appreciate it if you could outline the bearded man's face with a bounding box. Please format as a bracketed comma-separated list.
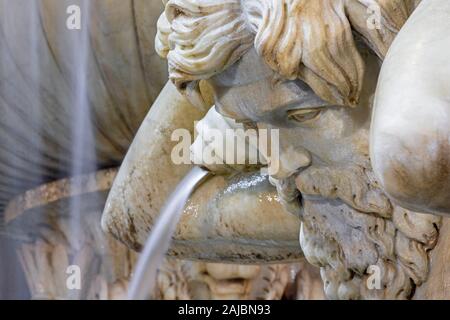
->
[206, 45, 439, 299]
[207, 44, 384, 215]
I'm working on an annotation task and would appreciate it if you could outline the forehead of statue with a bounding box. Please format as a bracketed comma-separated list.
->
[210, 48, 275, 87]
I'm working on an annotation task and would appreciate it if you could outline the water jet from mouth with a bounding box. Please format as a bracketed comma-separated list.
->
[128, 166, 210, 300]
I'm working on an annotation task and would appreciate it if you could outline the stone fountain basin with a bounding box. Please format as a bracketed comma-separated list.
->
[3, 168, 137, 300]
[4, 169, 116, 229]
[102, 82, 303, 263]
[4, 166, 302, 300]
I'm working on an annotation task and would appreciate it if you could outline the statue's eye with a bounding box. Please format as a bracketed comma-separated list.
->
[287, 108, 323, 123]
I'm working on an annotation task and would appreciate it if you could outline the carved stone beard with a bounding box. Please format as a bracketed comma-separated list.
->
[295, 158, 441, 299]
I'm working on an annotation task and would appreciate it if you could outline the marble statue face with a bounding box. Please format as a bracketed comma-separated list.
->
[208, 46, 381, 209]
[187, 262, 262, 300]
[127, 0, 446, 300]
[206, 46, 439, 299]
[156, 259, 292, 300]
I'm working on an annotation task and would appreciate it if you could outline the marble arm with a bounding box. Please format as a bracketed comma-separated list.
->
[371, 0, 450, 216]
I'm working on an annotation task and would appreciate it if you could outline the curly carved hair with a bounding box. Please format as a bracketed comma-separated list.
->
[156, 0, 420, 107]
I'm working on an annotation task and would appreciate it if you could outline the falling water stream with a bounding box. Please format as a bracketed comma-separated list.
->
[68, 1, 98, 269]
[70, 1, 94, 178]
[0, 0, 45, 298]
[128, 166, 210, 300]
[1, 1, 208, 300]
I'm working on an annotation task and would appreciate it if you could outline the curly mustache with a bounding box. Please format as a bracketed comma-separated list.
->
[295, 163, 392, 218]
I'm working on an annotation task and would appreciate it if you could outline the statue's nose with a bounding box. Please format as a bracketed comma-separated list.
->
[266, 146, 310, 217]
[269, 145, 311, 180]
